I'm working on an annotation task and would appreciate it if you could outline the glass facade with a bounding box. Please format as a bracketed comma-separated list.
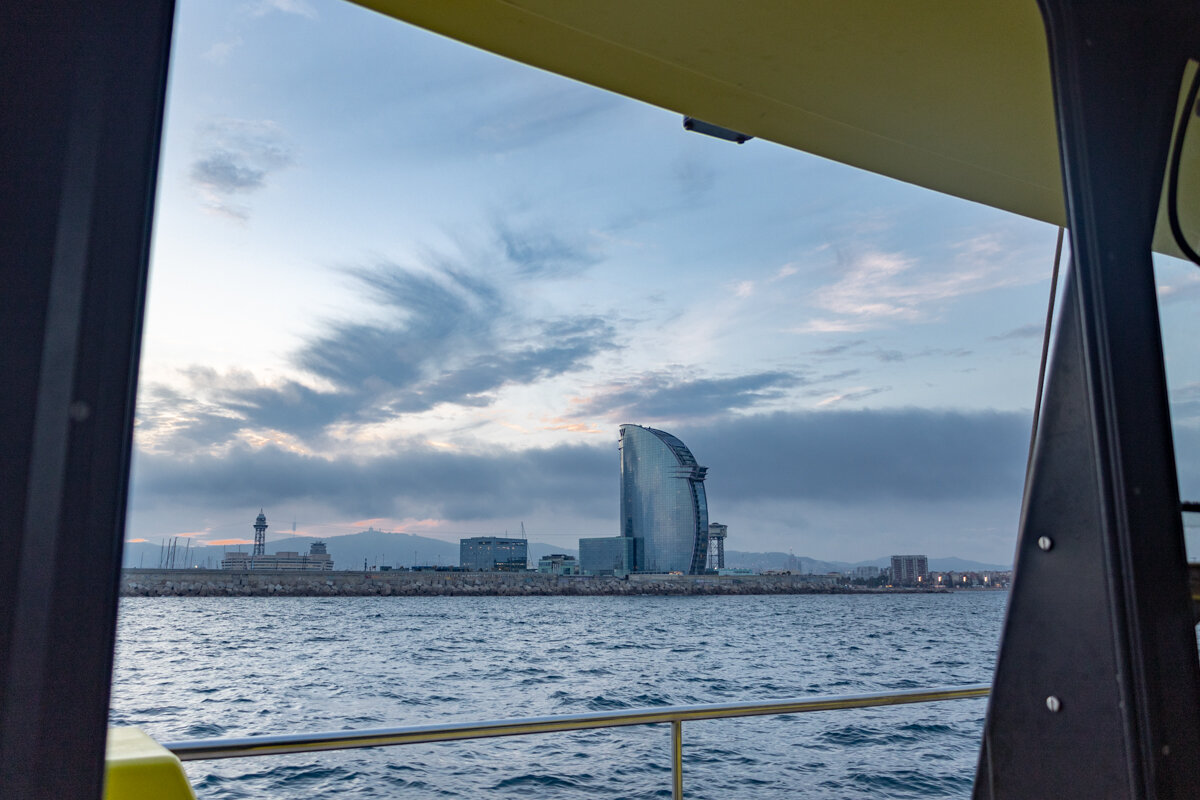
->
[460, 537, 528, 571]
[619, 425, 709, 574]
[579, 536, 639, 576]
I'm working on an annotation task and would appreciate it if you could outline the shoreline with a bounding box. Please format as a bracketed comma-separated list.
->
[119, 568, 957, 598]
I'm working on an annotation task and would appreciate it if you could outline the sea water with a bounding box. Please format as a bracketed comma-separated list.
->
[110, 592, 1007, 799]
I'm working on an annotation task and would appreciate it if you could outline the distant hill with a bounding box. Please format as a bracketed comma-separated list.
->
[926, 557, 1011, 572]
[122, 529, 574, 569]
[724, 550, 849, 574]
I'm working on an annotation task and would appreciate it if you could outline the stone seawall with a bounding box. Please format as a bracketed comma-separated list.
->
[120, 569, 853, 597]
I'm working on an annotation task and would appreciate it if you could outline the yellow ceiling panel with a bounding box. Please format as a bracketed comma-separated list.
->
[354, 1, 1199, 259]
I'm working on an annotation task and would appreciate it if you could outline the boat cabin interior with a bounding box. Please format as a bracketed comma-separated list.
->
[3, 1, 1199, 797]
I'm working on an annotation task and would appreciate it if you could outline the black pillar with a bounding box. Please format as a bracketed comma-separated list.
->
[0, 2, 174, 798]
[975, 2, 1200, 798]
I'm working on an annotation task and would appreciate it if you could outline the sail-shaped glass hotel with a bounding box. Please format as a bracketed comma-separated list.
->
[619, 424, 709, 574]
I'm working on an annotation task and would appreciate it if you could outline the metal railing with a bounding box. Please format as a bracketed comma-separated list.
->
[164, 683, 990, 799]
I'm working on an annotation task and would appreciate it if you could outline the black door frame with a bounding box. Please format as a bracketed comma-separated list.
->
[976, 2, 1200, 797]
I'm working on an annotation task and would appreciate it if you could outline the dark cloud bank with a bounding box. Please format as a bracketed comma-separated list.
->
[677, 409, 1028, 503]
[132, 409, 1035, 523]
[131, 440, 614, 522]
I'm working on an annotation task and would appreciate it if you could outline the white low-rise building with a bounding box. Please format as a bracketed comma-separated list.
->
[222, 541, 333, 570]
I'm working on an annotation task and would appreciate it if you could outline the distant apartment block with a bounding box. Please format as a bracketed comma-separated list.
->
[460, 536, 528, 571]
[890, 554, 929, 586]
[537, 554, 580, 575]
[930, 570, 1009, 588]
[849, 566, 881, 580]
[221, 540, 333, 570]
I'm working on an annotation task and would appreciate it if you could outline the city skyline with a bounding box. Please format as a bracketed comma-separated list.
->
[123, 0, 1200, 565]
[121, 512, 1014, 574]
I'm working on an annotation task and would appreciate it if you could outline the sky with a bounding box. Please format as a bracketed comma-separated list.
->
[125, 0, 1200, 564]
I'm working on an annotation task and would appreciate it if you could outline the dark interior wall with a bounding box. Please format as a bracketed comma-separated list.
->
[0, 3, 175, 797]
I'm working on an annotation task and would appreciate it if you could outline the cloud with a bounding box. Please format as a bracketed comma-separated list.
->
[251, 0, 317, 19]
[201, 0, 316, 65]
[191, 152, 266, 193]
[677, 408, 1030, 503]
[673, 157, 716, 198]
[540, 417, 603, 434]
[572, 371, 803, 422]
[810, 340, 867, 357]
[136, 263, 619, 446]
[803, 250, 922, 329]
[133, 380, 248, 452]
[1170, 382, 1200, 427]
[131, 439, 615, 523]
[496, 222, 600, 278]
[1173, 424, 1200, 501]
[793, 318, 880, 334]
[773, 264, 799, 281]
[203, 37, 243, 65]
[473, 85, 617, 151]
[296, 267, 502, 393]
[189, 118, 294, 219]
[1157, 276, 1200, 304]
[865, 346, 972, 363]
[815, 387, 891, 407]
[795, 237, 1041, 333]
[990, 324, 1043, 341]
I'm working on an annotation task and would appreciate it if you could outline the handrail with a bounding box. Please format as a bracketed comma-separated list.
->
[164, 683, 989, 760]
[163, 684, 990, 800]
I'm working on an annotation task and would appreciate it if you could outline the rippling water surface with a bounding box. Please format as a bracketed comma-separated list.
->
[111, 592, 1007, 799]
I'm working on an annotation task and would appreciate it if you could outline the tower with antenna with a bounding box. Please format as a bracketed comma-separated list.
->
[253, 509, 268, 557]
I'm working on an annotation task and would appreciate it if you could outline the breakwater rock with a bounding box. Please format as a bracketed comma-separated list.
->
[119, 568, 868, 597]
